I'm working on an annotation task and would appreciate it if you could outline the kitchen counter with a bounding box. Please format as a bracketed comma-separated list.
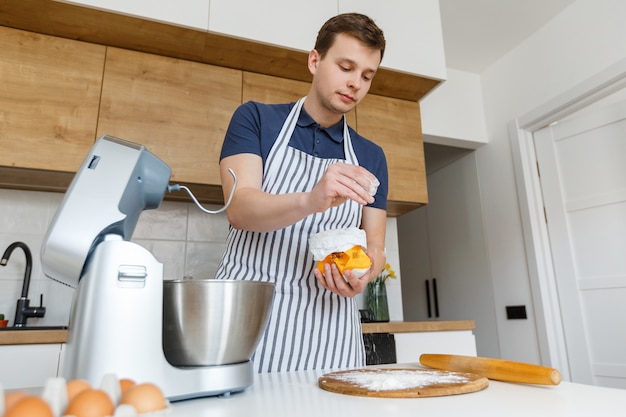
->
[0, 328, 67, 345]
[0, 321, 473, 345]
[167, 363, 626, 417]
[361, 320, 475, 333]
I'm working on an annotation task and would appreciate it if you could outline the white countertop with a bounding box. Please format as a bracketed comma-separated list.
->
[166, 364, 626, 417]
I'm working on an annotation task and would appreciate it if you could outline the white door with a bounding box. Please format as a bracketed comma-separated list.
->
[534, 98, 626, 388]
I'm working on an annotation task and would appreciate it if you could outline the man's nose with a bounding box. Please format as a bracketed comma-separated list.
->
[348, 74, 361, 90]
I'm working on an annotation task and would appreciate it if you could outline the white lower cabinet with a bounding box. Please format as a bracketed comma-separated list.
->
[0, 331, 476, 389]
[0, 344, 63, 389]
[394, 330, 477, 364]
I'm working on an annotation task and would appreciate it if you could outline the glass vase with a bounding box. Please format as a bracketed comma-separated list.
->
[366, 280, 390, 322]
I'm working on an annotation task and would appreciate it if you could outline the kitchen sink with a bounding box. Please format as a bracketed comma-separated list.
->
[0, 325, 68, 331]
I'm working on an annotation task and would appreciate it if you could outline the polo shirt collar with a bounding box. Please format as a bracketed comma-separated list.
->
[297, 107, 344, 144]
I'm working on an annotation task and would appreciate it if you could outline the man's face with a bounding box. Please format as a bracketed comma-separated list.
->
[309, 33, 382, 116]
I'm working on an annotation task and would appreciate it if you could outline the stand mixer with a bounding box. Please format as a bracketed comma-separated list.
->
[41, 135, 253, 401]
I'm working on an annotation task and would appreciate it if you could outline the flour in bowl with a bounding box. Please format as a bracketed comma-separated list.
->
[331, 369, 471, 391]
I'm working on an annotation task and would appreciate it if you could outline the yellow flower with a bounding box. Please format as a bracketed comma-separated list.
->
[374, 263, 396, 284]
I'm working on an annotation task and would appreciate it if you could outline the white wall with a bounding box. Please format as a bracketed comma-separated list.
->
[477, 0, 626, 363]
[0, 189, 403, 327]
[0, 190, 73, 326]
[0, 189, 230, 326]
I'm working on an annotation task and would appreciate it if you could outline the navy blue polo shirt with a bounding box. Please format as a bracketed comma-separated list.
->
[220, 101, 388, 210]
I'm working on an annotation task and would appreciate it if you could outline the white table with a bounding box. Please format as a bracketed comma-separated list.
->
[167, 364, 626, 417]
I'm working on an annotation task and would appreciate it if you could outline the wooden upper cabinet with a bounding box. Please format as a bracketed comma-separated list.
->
[0, 26, 104, 173]
[356, 95, 428, 216]
[0, 19, 430, 216]
[97, 47, 242, 185]
[243, 72, 309, 103]
[242, 72, 357, 127]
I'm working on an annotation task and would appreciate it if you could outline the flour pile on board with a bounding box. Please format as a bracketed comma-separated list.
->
[333, 369, 471, 391]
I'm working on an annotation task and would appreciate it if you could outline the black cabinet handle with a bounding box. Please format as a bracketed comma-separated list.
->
[433, 278, 440, 318]
[425, 278, 440, 319]
[425, 279, 432, 318]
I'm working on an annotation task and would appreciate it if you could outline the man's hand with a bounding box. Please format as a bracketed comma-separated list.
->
[313, 257, 372, 297]
[306, 162, 378, 213]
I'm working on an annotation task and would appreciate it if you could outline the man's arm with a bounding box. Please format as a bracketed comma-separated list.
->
[361, 205, 387, 281]
[220, 153, 378, 232]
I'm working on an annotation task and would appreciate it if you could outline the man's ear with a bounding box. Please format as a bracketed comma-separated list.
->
[308, 49, 321, 75]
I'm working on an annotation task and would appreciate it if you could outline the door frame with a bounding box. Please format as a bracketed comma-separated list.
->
[509, 57, 626, 382]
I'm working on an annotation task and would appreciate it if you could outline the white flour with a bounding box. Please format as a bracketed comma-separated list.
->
[330, 369, 471, 391]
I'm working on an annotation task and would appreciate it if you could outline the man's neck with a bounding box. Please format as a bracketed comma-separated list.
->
[302, 97, 343, 128]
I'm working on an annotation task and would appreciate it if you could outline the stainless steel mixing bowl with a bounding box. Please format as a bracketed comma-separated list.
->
[162, 279, 275, 366]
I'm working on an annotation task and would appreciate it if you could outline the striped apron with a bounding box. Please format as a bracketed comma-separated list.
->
[215, 97, 366, 372]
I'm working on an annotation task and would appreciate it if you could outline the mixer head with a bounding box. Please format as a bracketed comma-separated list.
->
[41, 135, 171, 288]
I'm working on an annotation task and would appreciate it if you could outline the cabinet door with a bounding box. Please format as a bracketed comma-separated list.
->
[394, 331, 477, 364]
[0, 27, 105, 172]
[97, 47, 242, 185]
[0, 344, 62, 389]
[209, 0, 336, 53]
[399, 153, 499, 358]
[356, 95, 428, 215]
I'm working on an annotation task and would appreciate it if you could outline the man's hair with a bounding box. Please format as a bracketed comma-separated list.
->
[314, 13, 386, 62]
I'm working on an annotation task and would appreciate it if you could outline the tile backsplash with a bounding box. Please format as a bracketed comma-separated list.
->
[0, 188, 402, 327]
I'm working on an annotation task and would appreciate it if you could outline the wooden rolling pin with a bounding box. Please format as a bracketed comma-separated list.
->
[420, 353, 562, 385]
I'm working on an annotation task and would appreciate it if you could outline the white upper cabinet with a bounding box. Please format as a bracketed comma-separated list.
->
[60, 0, 446, 80]
[421, 68, 488, 148]
[208, 0, 338, 53]
[58, 0, 210, 30]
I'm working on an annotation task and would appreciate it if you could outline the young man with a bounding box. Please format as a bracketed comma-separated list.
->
[216, 13, 388, 372]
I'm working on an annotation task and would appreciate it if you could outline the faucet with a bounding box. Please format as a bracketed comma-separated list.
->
[1, 241, 46, 327]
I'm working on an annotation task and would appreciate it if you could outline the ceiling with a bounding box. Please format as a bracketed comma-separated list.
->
[439, 0, 576, 73]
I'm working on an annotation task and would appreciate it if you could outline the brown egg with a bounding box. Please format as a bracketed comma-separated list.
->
[120, 382, 167, 413]
[4, 395, 53, 417]
[66, 379, 91, 402]
[119, 378, 136, 395]
[4, 391, 28, 411]
[65, 388, 115, 417]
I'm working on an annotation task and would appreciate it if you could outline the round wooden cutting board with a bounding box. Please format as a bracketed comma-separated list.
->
[318, 368, 489, 398]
